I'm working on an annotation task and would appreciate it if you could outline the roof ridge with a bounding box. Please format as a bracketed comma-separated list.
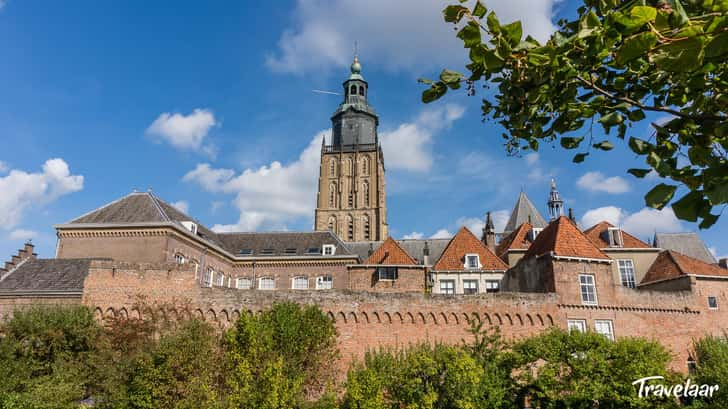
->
[665, 250, 686, 276]
[147, 192, 172, 222]
[365, 236, 417, 265]
[0, 257, 32, 282]
[66, 191, 138, 224]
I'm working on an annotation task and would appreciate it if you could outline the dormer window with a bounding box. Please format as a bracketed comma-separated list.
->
[322, 244, 336, 255]
[181, 221, 197, 235]
[260, 248, 275, 255]
[465, 254, 481, 269]
[529, 228, 543, 241]
[239, 249, 252, 256]
[306, 247, 321, 255]
[607, 227, 624, 247]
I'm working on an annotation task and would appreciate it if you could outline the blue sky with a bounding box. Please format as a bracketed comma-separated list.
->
[0, 0, 726, 260]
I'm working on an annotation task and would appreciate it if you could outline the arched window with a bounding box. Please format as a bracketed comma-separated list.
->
[363, 215, 370, 240]
[174, 253, 185, 264]
[347, 215, 354, 241]
[329, 182, 336, 207]
[259, 277, 275, 290]
[362, 181, 369, 207]
[329, 159, 336, 177]
[316, 275, 333, 290]
[359, 85, 365, 96]
[236, 277, 252, 290]
[204, 268, 214, 287]
[350, 85, 357, 95]
[215, 271, 225, 287]
[361, 156, 369, 175]
[292, 276, 309, 290]
[328, 216, 337, 233]
[346, 158, 353, 175]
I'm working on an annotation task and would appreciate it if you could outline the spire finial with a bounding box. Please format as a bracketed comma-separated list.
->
[350, 41, 361, 74]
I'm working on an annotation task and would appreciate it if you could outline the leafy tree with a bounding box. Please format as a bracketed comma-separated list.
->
[223, 302, 339, 408]
[688, 334, 728, 408]
[511, 328, 680, 408]
[421, 0, 728, 228]
[0, 305, 101, 409]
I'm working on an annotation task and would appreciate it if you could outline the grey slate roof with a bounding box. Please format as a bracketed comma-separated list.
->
[504, 192, 547, 233]
[66, 191, 225, 248]
[216, 231, 354, 257]
[653, 233, 717, 264]
[0, 259, 91, 293]
[346, 238, 450, 265]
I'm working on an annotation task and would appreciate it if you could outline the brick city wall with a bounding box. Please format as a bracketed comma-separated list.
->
[79, 260, 728, 373]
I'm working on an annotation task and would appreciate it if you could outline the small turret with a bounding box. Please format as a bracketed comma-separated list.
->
[482, 212, 497, 253]
[547, 178, 564, 221]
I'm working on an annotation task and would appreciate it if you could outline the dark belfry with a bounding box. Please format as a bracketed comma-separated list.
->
[314, 55, 388, 242]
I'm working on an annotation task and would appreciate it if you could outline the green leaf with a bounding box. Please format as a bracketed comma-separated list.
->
[705, 32, 728, 58]
[628, 137, 652, 154]
[615, 32, 657, 65]
[527, 52, 550, 66]
[417, 78, 434, 85]
[627, 109, 646, 121]
[443, 5, 469, 23]
[699, 212, 719, 229]
[501, 21, 523, 46]
[671, 191, 702, 222]
[422, 82, 447, 103]
[630, 6, 657, 24]
[439, 69, 463, 84]
[598, 112, 624, 126]
[706, 182, 728, 205]
[593, 141, 614, 151]
[486, 12, 501, 34]
[457, 22, 482, 48]
[484, 50, 505, 70]
[573, 152, 589, 163]
[650, 36, 705, 72]
[560, 136, 584, 149]
[472, 1, 487, 18]
[645, 183, 677, 209]
[628, 168, 652, 178]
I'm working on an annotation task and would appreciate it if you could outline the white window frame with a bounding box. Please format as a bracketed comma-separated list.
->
[463, 279, 478, 295]
[203, 268, 213, 287]
[322, 244, 336, 256]
[579, 274, 598, 305]
[181, 221, 197, 235]
[316, 275, 333, 290]
[567, 319, 587, 333]
[529, 227, 543, 241]
[258, 277, 275, 290]
[464, 253, 481, 269]
[595, 320, 615, 341]
[215, 272, 225, 287]
[607, 227, 623, 247]
[236, 277, 252, 290]
[440, 280, 455, 295]
[708, 296, 718, 310]
[292, 276, 309, 290]
[174, 253, 186, 264]
[617, 259, 636, 288]
[485, 280, 500, 293]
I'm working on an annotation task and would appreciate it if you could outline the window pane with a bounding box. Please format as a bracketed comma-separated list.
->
[567, 319, 586, 333]
[236, 278, 252, 290]
[293, 277, 308, 290]
[708, 296, 718, 309]
[595, 320, 614, 340]
[259, 277, 275, 290]
[618, 260, 636, 288]
[579, 275, 597, 304]
[463, 280, 478, 294]
[485, 280, 500, 293]
[378, 267, 397, 281]
[440, 280, 455, 295]
[317, 275, 333, 290]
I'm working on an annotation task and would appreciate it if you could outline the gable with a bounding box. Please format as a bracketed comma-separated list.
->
[365, 237, 417, 265]
[525, 217, 609, 260]
[433, 227, 508, 271]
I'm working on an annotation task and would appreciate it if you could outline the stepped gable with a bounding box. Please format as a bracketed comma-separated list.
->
[66, 191, 225, 248]
[583, 221, 651, 248]
[216, 231, 352, 257]
[433, 227, 508, 271]
[653, 233, 717, 264]
[641, 250, 728, 286]
[496, 222, 533, 258]
[0, 259, 92, 293]
[524, 216, 609, 260]
[504, 191, 547, 233]
[364, 237, 417, 265]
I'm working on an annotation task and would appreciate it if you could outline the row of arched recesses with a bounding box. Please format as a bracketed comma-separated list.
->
[93, 306, 555, 328]
[325, 310, 555, 327]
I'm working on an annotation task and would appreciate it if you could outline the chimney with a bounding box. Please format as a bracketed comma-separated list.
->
[568, 208, 575, 222]
[720, 258, 728, 269]
[423, 241, 430, 266]
[482, 212, 497, 253]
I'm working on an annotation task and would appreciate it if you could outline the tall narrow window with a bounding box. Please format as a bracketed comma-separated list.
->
[359, 85, 365, 96]
[361, 156, 369, 175]
[350, 85, 357, 95]
[579, 274, 597, 305]
[347, 215, 354, 241]
[618, 259, 636, 288]
[329, 183, 336, 207]
[362, 181, 369, 207]
[329, 159, 336, 177]
[363, 215, 370, 240]
[346, 158, 353, 175]
[348, 190, 354, 208]
[203, 268, 213, 287]
[327, 216, 337, 234]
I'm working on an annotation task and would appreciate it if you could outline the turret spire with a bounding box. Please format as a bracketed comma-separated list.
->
[547, 178, 564, 221]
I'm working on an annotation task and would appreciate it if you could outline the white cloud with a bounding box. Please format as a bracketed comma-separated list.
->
[0, 159, 84, 229]
[0, 1, 5, 11]
[266, 0, 558, 74]
[524, 153, 539, 165]
[380, 104, 464, 172]
[184, 130, 327, 231]
[576, 171, 631, 194]
[9, 229, 37, 241]
[709, 247, 728, 262]
[146, 109, 217, 154]
[402, 232, 424, 240]
[457, 217, 484, 237]
[580, 206, 682, 238]
[430, 229, 453, 239]
[491, 209, 510, 232]
[211, 200, 225, 213]
[171, 200, 189, 214]
[0, 161, 8, 173]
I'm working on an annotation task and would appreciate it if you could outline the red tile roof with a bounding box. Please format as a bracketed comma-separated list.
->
[364, 237, 417, 265]
[432, 227, 509, 271]
[583, 221, 651, 249]
[641, 250, 728, 285]
[496, 222, 533, 258]
[524, 216, 610, 260]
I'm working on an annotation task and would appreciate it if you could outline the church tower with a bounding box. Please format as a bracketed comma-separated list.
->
[314, 55, 388, 242]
